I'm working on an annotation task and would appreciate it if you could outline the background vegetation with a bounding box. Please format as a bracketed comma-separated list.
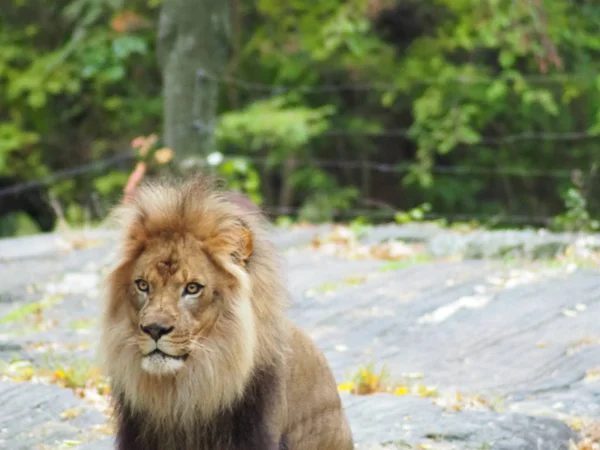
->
[2, 0, 600, 236]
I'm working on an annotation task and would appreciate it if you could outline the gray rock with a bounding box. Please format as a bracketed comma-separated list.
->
[271, 224, 333, 250]
[346, 394, 578, 450]
[2, 226, 600, 449]
[427, 233, 473, 258]
[427, 229, 576, 260]
[74, 436, 115, 450]
[360, 223, 444, 245]
[0, 380, 107, 450]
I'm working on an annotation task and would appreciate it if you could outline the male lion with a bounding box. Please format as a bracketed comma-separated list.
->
[100, 176, 354, 450]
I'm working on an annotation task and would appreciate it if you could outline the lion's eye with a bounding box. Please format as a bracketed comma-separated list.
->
[135, 279, 149, 293]
[183, 282, 203, 296]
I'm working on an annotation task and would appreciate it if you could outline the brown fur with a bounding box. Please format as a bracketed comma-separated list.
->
[100, 176, 353, 450]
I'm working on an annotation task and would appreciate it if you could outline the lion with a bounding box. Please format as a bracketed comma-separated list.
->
[99, 176, 354, 450]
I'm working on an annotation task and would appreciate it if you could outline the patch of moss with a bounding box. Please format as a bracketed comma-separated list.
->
[0, 294, 63, 325]
[378, 254, 432, 272]
[0, 357, 111, 396]
[68, 318, 97, 330]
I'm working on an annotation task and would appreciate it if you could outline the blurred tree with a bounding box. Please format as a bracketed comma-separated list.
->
[158, 0, 231, 168]
[3, 0, 600, 234]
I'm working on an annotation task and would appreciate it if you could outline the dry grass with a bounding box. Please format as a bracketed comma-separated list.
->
[0, 359, 112, 415]
[338, 364, 438, 398]
[311, 225, 427, 262]
[567, 416, 600, 450]
[337, 364, 502, 414]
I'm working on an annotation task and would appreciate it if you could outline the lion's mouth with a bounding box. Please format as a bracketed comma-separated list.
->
[146, 349, 189, 361]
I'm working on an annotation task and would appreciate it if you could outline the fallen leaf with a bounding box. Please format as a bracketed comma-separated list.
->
[60, 408, 83, 420]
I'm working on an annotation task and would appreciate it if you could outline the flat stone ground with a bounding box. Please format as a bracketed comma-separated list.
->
[1, 224, 600, 450]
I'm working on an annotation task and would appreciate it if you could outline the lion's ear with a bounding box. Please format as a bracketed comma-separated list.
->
[236, 226, 253, 265]
[208, 221, 254, 267]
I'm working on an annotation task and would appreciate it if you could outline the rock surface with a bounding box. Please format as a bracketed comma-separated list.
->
[1, 224, 599, 449]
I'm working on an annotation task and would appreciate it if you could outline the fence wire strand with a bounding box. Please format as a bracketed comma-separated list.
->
[196, 68, 599, 93]
[0, 153, 133, 198]
[3, 68, 598, 227]
[1, 153, 580, 201]
[195, 69, 600, 144]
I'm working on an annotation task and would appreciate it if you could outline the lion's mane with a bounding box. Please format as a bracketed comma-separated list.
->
[100, 176, 289, 433]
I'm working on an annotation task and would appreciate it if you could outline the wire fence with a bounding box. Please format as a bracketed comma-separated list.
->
[195, 69, 600, 144]
[0, 153, 134, 198]
[192, 69, 600, 226]
[3, 68, 600, 228]
[220, 155, 583, 178]
[0, 153, 585, 226]
[0, 153, 585, 200]
[196, 68, 600, 92]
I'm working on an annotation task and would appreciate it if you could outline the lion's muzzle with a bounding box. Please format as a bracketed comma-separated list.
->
[141, 322, 174, 341]
[139, 312, 189, 375]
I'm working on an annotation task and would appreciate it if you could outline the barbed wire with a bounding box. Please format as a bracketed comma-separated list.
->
[322, 128, 599, 143]
[0, 152, 576, 227]
[217, 155, 583, 178]
[195, 121, 600, 145]
[0, 152, 586, 202]
[2, 67, 596, 221]
[2, 71, 595, 228]
[197, 69, 599, 93]
[0, 153, 133, 198]
[195, 69, 600, 145]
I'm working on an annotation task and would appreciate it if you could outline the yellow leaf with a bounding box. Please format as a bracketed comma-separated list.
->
[414, 384, 438, 397]
[60, 408, 83, 420]
[154, 148, 174, 164]
[394, 386, 408, 396]
[337, 382, 354, 392]
[97, 382, 112, 396]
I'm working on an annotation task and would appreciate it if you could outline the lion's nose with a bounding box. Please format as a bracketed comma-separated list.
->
[141, 323, 174, 341]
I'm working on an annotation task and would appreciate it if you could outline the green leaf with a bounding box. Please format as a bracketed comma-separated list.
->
[381, 91, 396, 108]
[499, 51, 516, 68]
[486, 81, 507, 101]
[112, 36, 148, 60]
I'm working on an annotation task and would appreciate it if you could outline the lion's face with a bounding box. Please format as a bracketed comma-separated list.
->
[128, 234, 234, 375]
[101, 180, 287, 421]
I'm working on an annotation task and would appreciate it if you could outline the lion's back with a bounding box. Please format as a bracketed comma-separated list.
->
[281, 322, 354, 450]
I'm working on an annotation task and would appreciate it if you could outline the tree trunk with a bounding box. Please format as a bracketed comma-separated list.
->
[158, 0, 231, 171]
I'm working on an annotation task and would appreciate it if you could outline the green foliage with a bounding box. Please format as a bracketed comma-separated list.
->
[212, 155, 263, 205]
[0, 212, 40, 237]
[0, 124, 39, 175]
[290, 166, 359, 223]
[379, 254, 432, 272]
[4, 0, 600, 235]
[217, 97, 334, 153]
[298, 185, 359, 223]
[392, 0, 600, 217]
[93, 172, 130, 198]
[551, 186, 599, 233]
[225, 0, 600, 225]
[1, 0, 161, 223]
[275, 216, 295, 228]
[395, 203, 432, 225]
[348, 216, 372, 238]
